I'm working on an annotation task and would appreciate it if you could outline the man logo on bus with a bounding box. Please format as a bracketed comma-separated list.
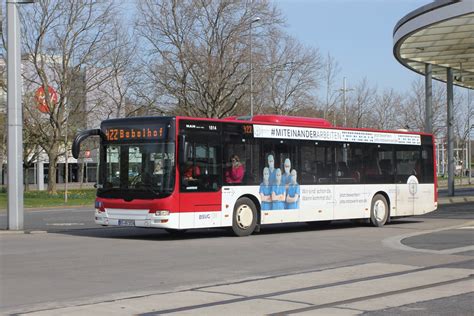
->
[407, 175, 419, 196]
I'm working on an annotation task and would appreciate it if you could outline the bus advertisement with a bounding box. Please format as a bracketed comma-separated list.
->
[72, 115, 437, 236]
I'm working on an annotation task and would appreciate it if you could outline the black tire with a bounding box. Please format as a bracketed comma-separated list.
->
[370, 194, 389, 227]
[232, 197, 257, 237]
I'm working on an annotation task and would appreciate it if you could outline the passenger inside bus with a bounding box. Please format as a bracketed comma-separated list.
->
[350, 158, 362, 183]
[183, 161, 201, 182]
[301, 160, 316, 183]
[225, 154, 245, 184]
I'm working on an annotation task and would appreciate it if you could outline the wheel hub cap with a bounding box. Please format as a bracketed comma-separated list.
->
[374, 201, 386, 222]
[237, 205, 253, 229]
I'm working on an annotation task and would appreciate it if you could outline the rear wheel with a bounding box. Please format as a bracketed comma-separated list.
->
[232, 197, 257, 237]
[370, 194, 389, 227]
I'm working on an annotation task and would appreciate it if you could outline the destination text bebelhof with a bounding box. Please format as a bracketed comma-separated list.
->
[105, 127, 163, 141]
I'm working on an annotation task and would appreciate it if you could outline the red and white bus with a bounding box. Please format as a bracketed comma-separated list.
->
[72, 115, 437, 236]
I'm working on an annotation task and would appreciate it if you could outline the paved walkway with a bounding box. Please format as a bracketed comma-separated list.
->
[22, 262, 473, 316]
[16, 220, 473, 316]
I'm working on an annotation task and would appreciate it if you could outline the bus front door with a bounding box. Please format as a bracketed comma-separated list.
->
[179, 140, 223, 229]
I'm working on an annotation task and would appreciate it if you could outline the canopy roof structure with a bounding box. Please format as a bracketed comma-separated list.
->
[394, 0, 474, 89]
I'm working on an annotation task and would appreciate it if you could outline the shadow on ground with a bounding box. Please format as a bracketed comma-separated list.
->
[49, 218, 424, 241]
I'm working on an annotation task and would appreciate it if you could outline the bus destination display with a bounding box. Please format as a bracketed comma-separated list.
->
[105, 126, 164, 142]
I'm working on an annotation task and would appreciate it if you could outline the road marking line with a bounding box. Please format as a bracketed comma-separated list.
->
[382, 220, 474, 254]
[45, 223, 85, 226]
[457, 226, 474, 229]
[270, 274, 473, 315]
[11, 262, 473, 316]
[340, 279, 474, 313]
[438, 245, 474, 254]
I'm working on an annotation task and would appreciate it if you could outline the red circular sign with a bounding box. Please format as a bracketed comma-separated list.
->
[35, 86, 58, 113]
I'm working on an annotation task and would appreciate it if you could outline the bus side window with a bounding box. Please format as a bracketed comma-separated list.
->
[395, 146, 420, 183]
[223, 135, 259, 185]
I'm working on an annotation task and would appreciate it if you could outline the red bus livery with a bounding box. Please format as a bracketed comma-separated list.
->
[72, 115, 437, 236]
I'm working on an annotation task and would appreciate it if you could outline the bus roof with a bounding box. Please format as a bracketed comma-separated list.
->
[100, 115, 432, 137]
[177, 115, 433, 137]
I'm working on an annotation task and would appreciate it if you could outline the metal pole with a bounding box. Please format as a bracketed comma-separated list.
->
[64, 119, 68, 203]
[469, 89, 472, 184]
[7, 1, 24, 230]
[338, 77, 353, 127]
[250, 20, 253, 118]
[447, 68, 454, 196]
[343, 77, 347, 127]
[249, 15, 260, 119]
[425, 64, 433, 133]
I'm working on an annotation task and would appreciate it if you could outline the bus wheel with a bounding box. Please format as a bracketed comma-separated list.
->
[232, 197, 257, 237]
[370, 194, 389, 227]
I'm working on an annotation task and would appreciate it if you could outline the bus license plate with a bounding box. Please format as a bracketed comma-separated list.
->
[118, 219, 135, 226]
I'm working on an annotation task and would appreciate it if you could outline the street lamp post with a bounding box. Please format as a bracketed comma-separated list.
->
[338, 77, 353, 127]
[6, 0, 35, 231]
[468, 89, 472, 184]
[250, 16, 260, 118]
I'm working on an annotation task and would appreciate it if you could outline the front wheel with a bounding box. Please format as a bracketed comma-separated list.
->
[232, 197, 257, 237]
[370, 194, 389, 227]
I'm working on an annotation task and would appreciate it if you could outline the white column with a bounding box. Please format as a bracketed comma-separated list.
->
[7, 1, 24, 230]
[37, 161, 45, 191]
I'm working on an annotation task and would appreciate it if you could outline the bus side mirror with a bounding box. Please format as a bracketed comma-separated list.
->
[72, 129, 104, 159]
[178, 135, 186, 165]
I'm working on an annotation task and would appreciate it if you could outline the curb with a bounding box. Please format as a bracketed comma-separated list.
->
[383, 220, 474, 254]
[0, 205, 93, 213]
[0, 230, 25, 235]
[438, 196, 474, 205]
[0, 230, 48, 235]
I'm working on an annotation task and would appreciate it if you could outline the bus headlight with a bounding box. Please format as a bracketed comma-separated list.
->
[155, 210, 170, 216]
[95, 201, 105, 213]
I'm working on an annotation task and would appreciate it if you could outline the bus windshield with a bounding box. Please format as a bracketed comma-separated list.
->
[98, 142, 175, 199]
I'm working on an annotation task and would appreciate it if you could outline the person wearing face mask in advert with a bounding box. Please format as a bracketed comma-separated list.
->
[286, 169, 300, 209]
[259, 167, 272, 210]
[267, 154, 276, 185]
[281, 158, 292, 187]
[271, 168, 286, 210]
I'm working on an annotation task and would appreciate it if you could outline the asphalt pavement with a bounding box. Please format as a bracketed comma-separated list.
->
[0, 202, 473, 315]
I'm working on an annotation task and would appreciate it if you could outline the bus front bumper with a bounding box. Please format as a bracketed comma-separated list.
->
[95, 209, 177, 229]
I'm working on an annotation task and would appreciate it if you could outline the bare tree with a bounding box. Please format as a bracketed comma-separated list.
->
[453, 88, 469, 143]
[20, 0, 122, 194]
[321, 53, 340, 123]
[346, 78, 376, 128]
[257, 31, 322, 115]
[368, 88, 403, 130]
[397, 78, 446, 135]
[136, 0, 284, 118]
